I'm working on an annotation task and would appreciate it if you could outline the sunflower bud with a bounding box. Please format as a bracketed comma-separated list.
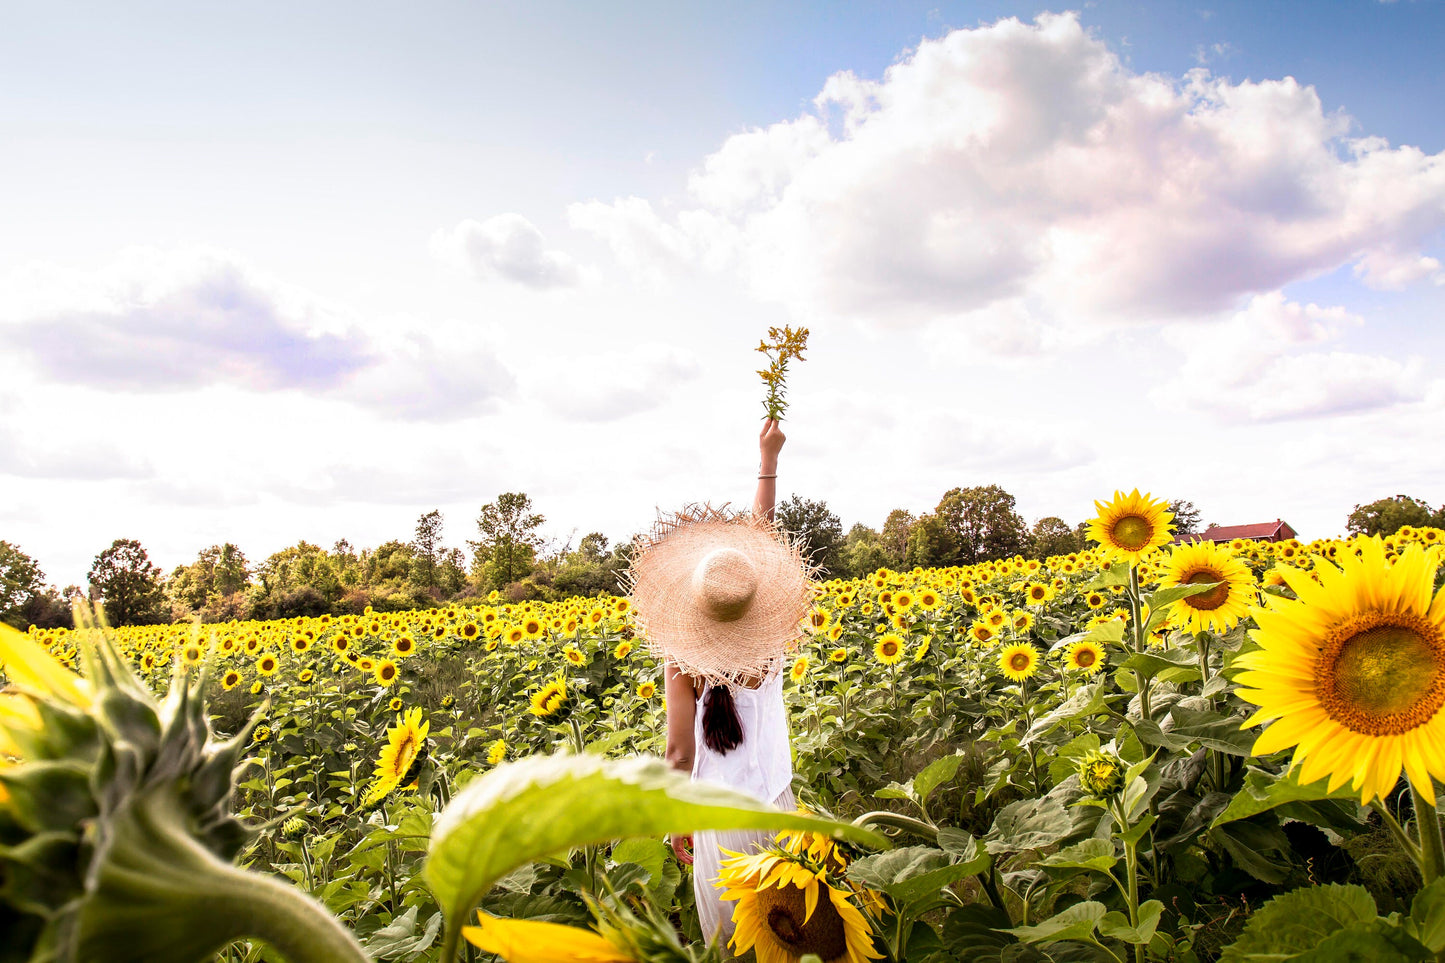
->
[1077, 749, 1127, 798]
[0, 619, 367, 963]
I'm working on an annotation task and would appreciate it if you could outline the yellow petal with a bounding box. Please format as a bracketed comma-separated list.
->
[0, 624, 90, 709]
[461, 913, 633, 963]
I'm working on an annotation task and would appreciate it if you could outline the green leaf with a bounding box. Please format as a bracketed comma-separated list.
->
[1211, 767, 1363, 829]
[986, 795, 1073, 854]
[1294, 919, 1431, 962]
[362, 906, 443, 959]
[1164, 707, 1257, 756]
[848, 845, 987, 908]
[1040, 837, 1117, 872]
[914, 753, 965, 807]
[1001, 900, 1107, 944]
[1021, 682, 1110, 746]
[610, 837, 671, 893]
[1409, 878, 1445, 952]
[1048, 732, 1102, 786]
[425, 753, 886, 955]
[1099, 900, 1163, 945]
[1219, 883, 1378, 961]
[1145, 582, 1221, 614]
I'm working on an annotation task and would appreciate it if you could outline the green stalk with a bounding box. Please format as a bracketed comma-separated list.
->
[852, 811, 938, 842]
[1412, 780, 1445, 886]
[1112, 799, 1144, 963]
[1128, 567, 1151, 722]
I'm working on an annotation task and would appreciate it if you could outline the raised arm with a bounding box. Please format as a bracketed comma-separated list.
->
[753, 418, 785, 522]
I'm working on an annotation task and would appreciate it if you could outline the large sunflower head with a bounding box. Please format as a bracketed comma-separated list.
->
[528, 677, 571, 721]
[1236, 539, 1445, 804]
[1064, 639, 1105, 674]
[1086, 489, 1174, 564]
[998, 642, 1040, 682]
[360, 707, 430, 808]
[716, 843, 882, 963]
[872, 635, 905, 666]
[1160, 541, 1257, 635]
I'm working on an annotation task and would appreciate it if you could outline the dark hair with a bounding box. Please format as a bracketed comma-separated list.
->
[702, 685, 743, 754]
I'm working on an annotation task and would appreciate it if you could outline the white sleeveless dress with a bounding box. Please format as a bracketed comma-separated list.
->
[690, 672, 795, 951]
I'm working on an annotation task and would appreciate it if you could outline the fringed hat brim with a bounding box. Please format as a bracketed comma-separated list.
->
[626, 505, 816, 686]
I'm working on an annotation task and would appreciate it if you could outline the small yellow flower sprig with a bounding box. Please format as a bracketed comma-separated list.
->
[756, 325, 810, 420]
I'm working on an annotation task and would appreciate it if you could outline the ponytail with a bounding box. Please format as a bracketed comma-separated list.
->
[701, 685, 743, 754]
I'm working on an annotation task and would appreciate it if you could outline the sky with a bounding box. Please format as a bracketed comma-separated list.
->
[1, 0, 1443, 588]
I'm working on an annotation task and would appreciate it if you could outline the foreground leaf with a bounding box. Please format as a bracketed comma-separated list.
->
[1219, 883, 1378, 961]
[426, 753, 886, 962]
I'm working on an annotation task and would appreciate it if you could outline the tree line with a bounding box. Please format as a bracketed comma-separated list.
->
[1, 491, 1436, 629]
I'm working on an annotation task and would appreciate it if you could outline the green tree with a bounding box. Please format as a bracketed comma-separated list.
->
[1167, 499, 1204, 539]
[0, 541, 44, 613]
[879, 509, 914, 567]
[168, 544, 249, 612]
[1028, 516, 1084, 558]
[469, 492, 545, 590]
[1346, 494, 1445, 537]
[88, 538, 165, 626]
[837, 524, 891, 578]
[774, 496, 845, 577]
[904, 513, 957, 568]
[0, 541, 47, 628]
[935, 484, 1027, 564]
[553, 533, 627, 598]
[411, 509, 444, 591]
[439, 547, 467, 597]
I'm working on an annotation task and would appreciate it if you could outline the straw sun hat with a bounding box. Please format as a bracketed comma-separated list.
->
[627, 505, 817, 687]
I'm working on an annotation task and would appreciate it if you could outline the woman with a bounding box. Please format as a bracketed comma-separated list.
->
[626, 417, 810, 951]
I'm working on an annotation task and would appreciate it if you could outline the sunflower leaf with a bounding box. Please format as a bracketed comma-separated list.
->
[1210, 767, 1363, 830]
[1000, 900, 1107, 944]
[425, 753, 887, 960]
[1218, 883, 1380, 961]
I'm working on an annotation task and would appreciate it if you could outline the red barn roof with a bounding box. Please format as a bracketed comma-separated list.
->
[1179, 520, 1297, 544]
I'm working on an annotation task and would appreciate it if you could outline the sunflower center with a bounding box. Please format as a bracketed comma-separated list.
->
[1183, 570, 1230, 611]
[1074, 648, 1097, 668]
[756, 882, 848, 961]
[1009, 653, 1032, 671]
[1110, 515, 1153, 552]
[1317, 613, 1445, 736]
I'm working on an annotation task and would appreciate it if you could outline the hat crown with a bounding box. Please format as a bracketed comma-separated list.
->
[691, 547, 758, 623]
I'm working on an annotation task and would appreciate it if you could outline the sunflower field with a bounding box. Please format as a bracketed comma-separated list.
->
[5, 491, 1445, 963]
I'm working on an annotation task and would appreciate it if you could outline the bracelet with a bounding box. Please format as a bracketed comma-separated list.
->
[758, 473, 777, 479]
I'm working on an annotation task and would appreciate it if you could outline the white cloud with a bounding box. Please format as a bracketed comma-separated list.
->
[0, 248, 374, 392]
[430, 214, 583, 289]
[531, 344, 701, 422]
[0, 249, 516, 420]
[570, 12, 1445, 327]
[1155, 292, 1428, 421]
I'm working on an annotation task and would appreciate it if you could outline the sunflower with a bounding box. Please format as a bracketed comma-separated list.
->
[256, 654, 278, 676]
[290, 635, 311, 654]
[221, 669, 242, 691]
[373, 659, 400, 687]
[506, 626, 526, 646]
[389, 696, 404, 712]
[1012, 611, 1035, 633]
[251, 725, 272, 745]
[1065, 639, 1105, 674]
[461, 911, 634, 963]
[808, 608, 832, 633]
[360, 707, 429, 808]
[529, 678, 570, 720]
[892, 591, 914, 611]
[1085, 591, 1106, 609]
[523, 618, 544, 639]
[249, 680, 264, 695]
[717, 845, 882, 963]
[1023, 582, 1054, 606]
[790, 656, 810, 684]
[332, 635, 351, 655]
[297, 668, 315, 684]
[998, 642, 1040, 682]
[181, 641, 203, 666]
[917, 589, 940, 612]
[487, 738, 508, 765]
[613, 640, 633, 659]
[563, 645, 587, 667]
[829, 647, 848, 664]
[636, 680, 657, 700]
[1236, 539, 1445, 804]
[1160, 541, 1257, 634]
[873, 634, 905, 665]
[1087, 489, 1174, 564]
[394, 633, 419, 656]
[913, 636, 931, 662]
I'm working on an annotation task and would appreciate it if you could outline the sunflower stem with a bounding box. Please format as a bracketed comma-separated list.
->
[1372, 799, 1422, 865]
[851, 811, 938, 842]
[1412, 780, 1445, 886]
